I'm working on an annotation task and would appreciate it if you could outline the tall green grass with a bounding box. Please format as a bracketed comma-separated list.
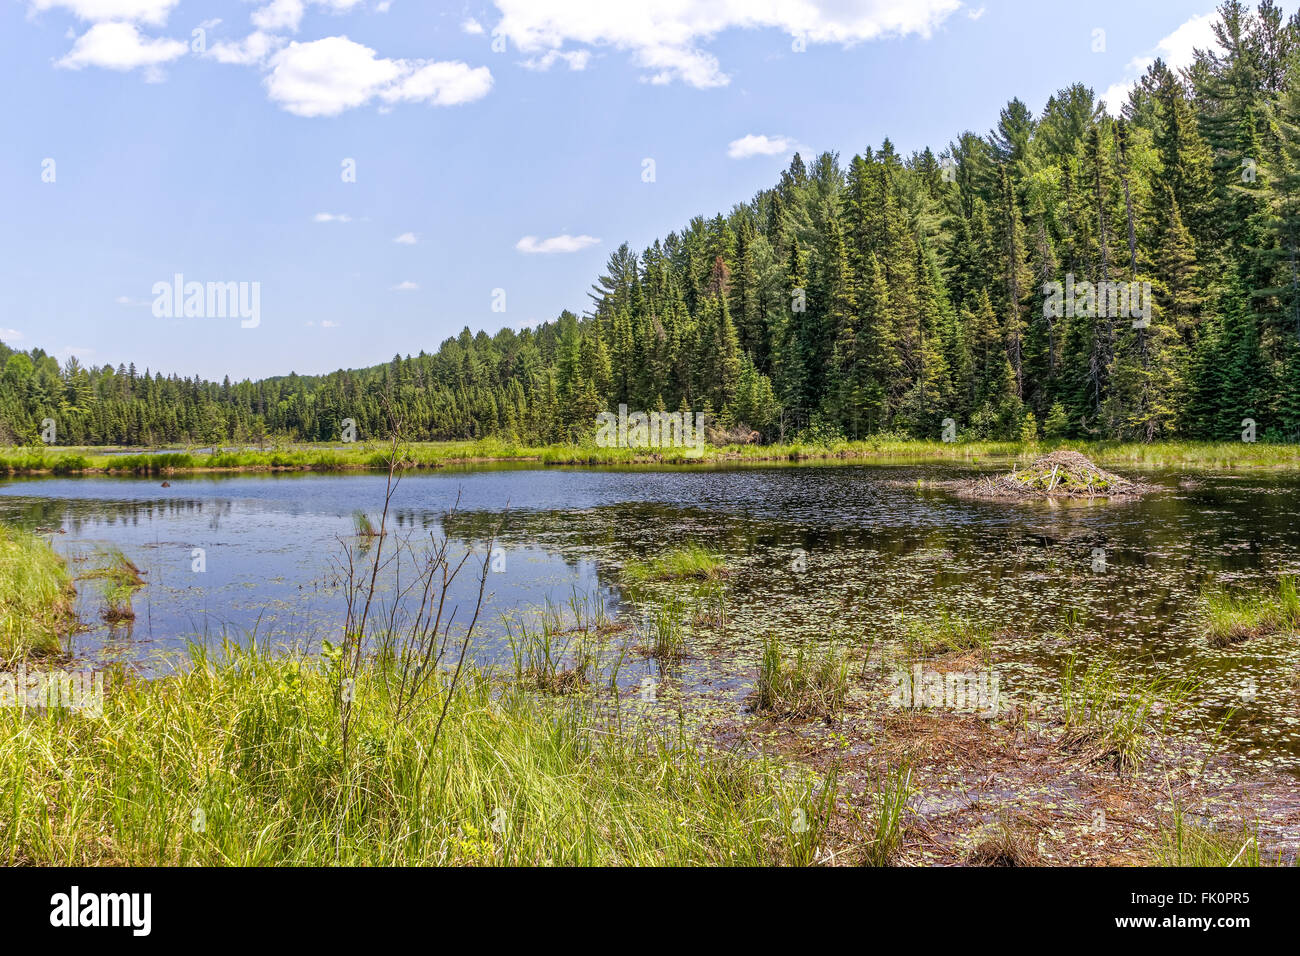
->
[3, 438, 1299, 475]
[1059, 654, 1199, 772]
[0, 524, 76, 661]
[0, 640, 830, 865]
[1157, 803, 1269, 866]
[752, 633, 850, 719]
[1201, 574, 1300, 647]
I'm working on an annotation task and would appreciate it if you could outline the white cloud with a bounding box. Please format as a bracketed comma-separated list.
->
[391, 280, 419, 291]
[462, 17, 484, 35]
[1102, 12, 1219, 114]
[314, 212, 352, 222]
[490, 0, 963, 87]
[321, 319, 341, 327]
[251, 0, 365, 34]
[393, 232, 418, 244]
[56, 22, 186, 73]
[29, 0, 180, 26]
[521, 48, 590, 71]
[966, 6, 986, 20]
[380, 59, 494, 107]
[516, 233, 600, 254]
[265, 36, 492, 116]
[727, 133, 792, 159]
[206, 30, 284, 66]
[0, 328, 23, 341]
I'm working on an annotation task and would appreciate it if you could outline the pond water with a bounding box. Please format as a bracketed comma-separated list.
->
[3, 460, 1300, 772]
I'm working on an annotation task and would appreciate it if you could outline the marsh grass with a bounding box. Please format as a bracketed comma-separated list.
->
[352, 511, 382, 538]
[965, 815, 1041, 866]
[751, 633, 850, 719]
[0, 524, 76, 662]
[691, 581, 729, 629]
[1157, 804, 1270, 866]
[81, 546, 145, 624]
[0, 639, 827, 866]
[1059, 654, 1199, 772]
[503, 614, 619, 694]
[627, 596, 691, 663]
[622, 543, 726, 585]
[3, 438, 1300, 476]
[902, 610, 992, 658]
[1202, 575, 1300, 647]
[855, 762, 913, 866]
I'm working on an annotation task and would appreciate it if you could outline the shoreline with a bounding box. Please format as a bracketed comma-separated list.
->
[2, 438, 1299, 478]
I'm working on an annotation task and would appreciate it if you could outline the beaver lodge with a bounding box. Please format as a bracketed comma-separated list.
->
[957, 450, 1152, 501]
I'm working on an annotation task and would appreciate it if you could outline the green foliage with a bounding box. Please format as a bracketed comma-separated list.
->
[4, 4, 1300, 446]
[0, 640, 830, 865]
[752, 633, 850, 719]
[1201, 574, 1300, 646]
[0, 524, 76, 661]
[622, 544, 726, 584]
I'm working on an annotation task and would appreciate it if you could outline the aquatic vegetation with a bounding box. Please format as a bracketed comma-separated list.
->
[622, 543, 726, 584]
[0, 524, 76, 662]
[1058, 654, 1199, 773]
[691, 581, 729, 629]
[854, 762, 913, 867]
[1201, 575, 1300, 647]
[751, 633, 850, 719]
[1156, 804, 1269, 867]
[901, 610, 992, 658]
[641, 598, 688, 662]
[81, 547, 145, 624]
[504, 614, 597, 694]
[351, 511, 382, 538]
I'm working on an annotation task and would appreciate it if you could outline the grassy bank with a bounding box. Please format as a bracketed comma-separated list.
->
[0, 437, 1298, 477]
[0, 525, 75, 662]
[0, 640, 829, 865]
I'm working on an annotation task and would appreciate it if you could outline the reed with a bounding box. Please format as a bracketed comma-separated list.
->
[0, 524, 76, 661]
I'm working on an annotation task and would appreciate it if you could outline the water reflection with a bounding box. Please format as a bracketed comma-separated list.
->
[2, 463, 1299, 770]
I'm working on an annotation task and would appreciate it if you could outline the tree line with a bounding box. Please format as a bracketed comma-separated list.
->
[4, 1, 1300, 447]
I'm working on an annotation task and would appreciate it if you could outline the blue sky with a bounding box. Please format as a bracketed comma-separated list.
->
[0, 0, 1283, 380]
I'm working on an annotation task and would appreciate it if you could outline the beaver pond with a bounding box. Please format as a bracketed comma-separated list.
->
[2, 458, 1299, 786]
